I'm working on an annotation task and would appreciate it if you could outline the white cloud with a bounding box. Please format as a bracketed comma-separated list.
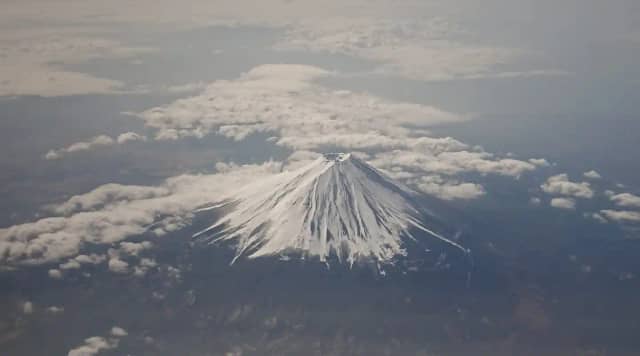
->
[371, 149, 537, 179]
[60, 259, 82, 270]
[58, 253, 108, 270]
[541, 174, 594, 199]
[590, 212, 608, 223]
[414, 175, 485, 200]
[74, 254, 107, 265]
[49, 184, 169, 215]
[108, 258, 129, 274]
[2, 63, 555, 268]
[44, 150, 62, 160]
[118, 241, 153, 256]
[48, 269, 63, 279]
[67, 325, 127, 356]
[583, 170, 602, 179]
[600, 210, 640, 224]
[0, 162, 282, 266]
[68, 136, 114, 152]
[167, 266, 182, 281]
[133, 258, 157, 277]
[47, 306, 64, 314]
[439, 151, 537, 177]
[276, 132, 406, 151]
[67, 336, 118, 356]
[137, 64, 539, 183]
[529, 197, 542, 205]
[116, 132, 147, 144]
[44, 135, 114, 160]
[22, 301, 34, 314]
[529, 158, 551, 167]
[44, 132, 146, 160]
[56, 253, 107, 274]
[138, 64, 463, 144]
[610, 193, 640, 208]
[110, 327, 128, 337]
[3, 61, 561, 270]
[550, 197, 576, 210]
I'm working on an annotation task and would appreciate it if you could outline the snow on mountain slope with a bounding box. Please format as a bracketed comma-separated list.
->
[194, 153, 468, 265]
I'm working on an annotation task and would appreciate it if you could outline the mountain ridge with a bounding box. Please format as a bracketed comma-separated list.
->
[194, 153, 469, 266]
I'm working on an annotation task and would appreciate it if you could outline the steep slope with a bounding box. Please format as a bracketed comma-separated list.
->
[194, 153, 468, 266]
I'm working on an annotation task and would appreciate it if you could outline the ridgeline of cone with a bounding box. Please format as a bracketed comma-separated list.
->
[194, 153, 467, 266]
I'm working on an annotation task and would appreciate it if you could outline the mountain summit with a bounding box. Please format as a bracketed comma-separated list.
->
[194, 153, 468, 266]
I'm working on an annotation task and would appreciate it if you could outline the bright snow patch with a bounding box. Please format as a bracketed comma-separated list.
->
[194, 153, 467, 265]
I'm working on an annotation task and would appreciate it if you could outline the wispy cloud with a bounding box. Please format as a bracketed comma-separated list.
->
[0, 33, 150, 97]
[277, 18, 567, 82]
[44, 132, 146, 160]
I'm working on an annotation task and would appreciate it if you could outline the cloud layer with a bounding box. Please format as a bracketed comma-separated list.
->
[1, 63, 560, 267]
[1, 0, 573, 97]
[0, 32, 149, 97]
[0, 162, 282, 265]
[138, 64, 463, 143]
[277, 18, 564, 81]
[44, 132, 147, 160]
[137, 63, 542, 193]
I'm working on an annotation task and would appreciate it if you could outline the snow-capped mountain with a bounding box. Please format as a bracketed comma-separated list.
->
[194, 153, 468, 266]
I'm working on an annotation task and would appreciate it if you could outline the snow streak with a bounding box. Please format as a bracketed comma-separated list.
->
[194, 153, 467, 265]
